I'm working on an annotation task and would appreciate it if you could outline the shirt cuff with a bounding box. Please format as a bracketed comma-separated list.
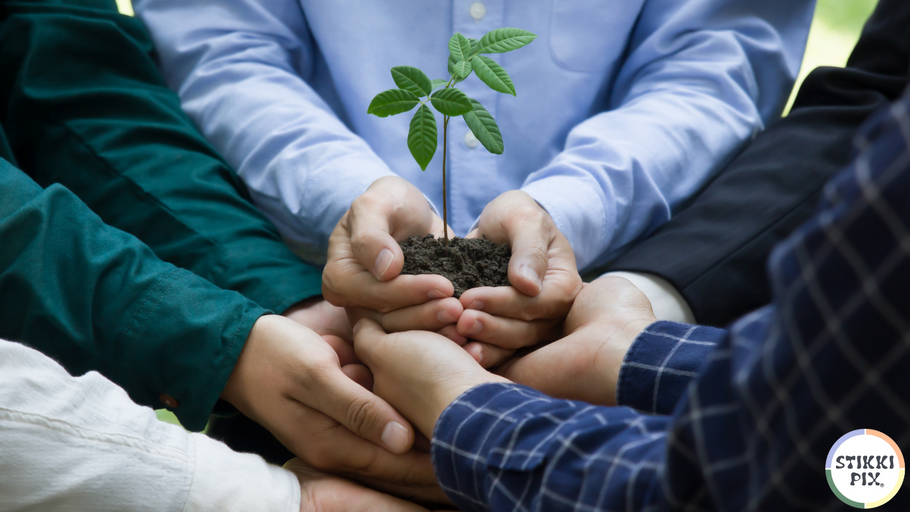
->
[616, 321, 726, 415]
[121, 269, 268, 431]
[601, 271, 695, 323]
[186, 433, 299, 512]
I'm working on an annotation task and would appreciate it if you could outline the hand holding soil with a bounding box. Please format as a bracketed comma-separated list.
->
[322, 176, 464, 334]
[453, 191, 583, 366]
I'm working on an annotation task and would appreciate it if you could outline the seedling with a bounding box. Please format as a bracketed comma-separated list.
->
[367, 28, 536, 246]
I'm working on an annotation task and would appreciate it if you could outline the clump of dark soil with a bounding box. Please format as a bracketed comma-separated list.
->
[399, 234, 510, 298]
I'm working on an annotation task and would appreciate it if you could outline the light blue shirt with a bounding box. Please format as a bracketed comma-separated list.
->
[134, 0, 813, 271]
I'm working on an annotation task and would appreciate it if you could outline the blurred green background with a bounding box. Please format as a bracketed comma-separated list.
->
[784, 0, 878, 112]
[113, 0, 878, 427]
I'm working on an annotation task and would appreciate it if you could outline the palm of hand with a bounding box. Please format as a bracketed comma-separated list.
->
[498, 276, 656, 405]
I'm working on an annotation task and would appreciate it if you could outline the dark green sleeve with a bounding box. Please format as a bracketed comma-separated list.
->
[0, 0, 322, 314]
[0, 159, 266, 431]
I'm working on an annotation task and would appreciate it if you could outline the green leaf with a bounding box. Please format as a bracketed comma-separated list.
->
[468, 38, 479, 54]
[391, 66, 432, 97]
[367, 89, 420, 117]
[429, 79, 448, 91]
[408, 105, 437, 170]
[447, 54, 470, 84]
[472, 56, 516, 96]
[462, 99, 503, 154]
[448, 33, 473, 63]
[430, 88, 473, 116]
[476, 28, 537, 54]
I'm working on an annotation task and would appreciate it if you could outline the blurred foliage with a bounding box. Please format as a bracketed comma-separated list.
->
[814, 0, 878, 32]
[785, 0, 878, 112]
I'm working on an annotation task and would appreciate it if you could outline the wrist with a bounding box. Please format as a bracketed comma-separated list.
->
[219, 314, 275, 411]
[426, 375, 509, 436]
[592, 317, 654, 405]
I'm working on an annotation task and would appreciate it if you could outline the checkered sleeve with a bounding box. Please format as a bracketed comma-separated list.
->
[616, 321, 726, 414]
[432, 383, 672, 512]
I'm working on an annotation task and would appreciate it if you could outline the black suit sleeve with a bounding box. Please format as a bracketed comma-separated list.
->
[603, 0, 910, 327]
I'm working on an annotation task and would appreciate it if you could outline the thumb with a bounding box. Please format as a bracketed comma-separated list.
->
[306, 362, 416, 455]
[506, 221, 549, 297]
[347, 202, 405, 282]
[351, 317, 387, 368]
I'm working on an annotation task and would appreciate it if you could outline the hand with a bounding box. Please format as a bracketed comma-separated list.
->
[284, 296, 357, 368]
[221, 314, 445, 502]
[353, 318, 507, 437]
[323, 176, 461, 332]
[498, 276, 656, 405]
[285, 459, 444, 512]
[456, 191, 583, 366]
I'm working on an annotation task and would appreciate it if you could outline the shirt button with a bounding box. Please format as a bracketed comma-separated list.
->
[469, 2, 486, 20]
[464, 130, 480, 148]
[159, 394, 179, 409]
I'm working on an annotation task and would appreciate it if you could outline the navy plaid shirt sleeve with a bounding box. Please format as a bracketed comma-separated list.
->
[616, 321, 726, 415]
[431, 91, 910, 511]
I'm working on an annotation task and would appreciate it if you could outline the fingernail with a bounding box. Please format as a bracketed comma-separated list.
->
[465, 319, 482, 337]
[427, 289, 447, 299]
[469, 346, 484, 365]
[437, 309, 456, 323]
[381, 421, 410, 453]
[373, 249, 394, 280]
[352, 319, 364, 338]
[466, 300, 484, 311]
[519, 265, 542, 293]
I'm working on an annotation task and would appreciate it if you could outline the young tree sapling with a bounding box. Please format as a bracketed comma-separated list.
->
[367, 27, 537, 247]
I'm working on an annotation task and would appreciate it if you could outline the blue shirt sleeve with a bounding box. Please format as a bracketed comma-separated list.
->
[522, 0, 815, 270]
[616, 321, 726, 415]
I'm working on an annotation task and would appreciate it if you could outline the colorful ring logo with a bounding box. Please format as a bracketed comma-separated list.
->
[826, 429, 904, 508]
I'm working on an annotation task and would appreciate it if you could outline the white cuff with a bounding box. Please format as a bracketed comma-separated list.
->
[185, 433, 299, 512]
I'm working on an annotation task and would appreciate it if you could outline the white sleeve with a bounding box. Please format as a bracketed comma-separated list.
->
[0, 338, 299, 512]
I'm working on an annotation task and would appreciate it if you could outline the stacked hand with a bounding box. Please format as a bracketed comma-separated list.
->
[322, 177, 583, 367]
[348, 276, 656, 443]
[457, 190, 583, 366]
[499, 276, 657, 405]
[221, 314, 446, 502]
[352, 318, 507, 438]
[285, 459, 454, 512]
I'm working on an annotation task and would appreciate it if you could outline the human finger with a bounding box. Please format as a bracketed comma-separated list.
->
[456, 309, 560, 348]
[322, 334, 357, 366]
[289, 461, 434, 512]
[341, 363, 374, 390]
[462, 341, 515, 368]
[295, 364, 416, 455]
[348, 298, 462, 333]
[436, 324, 468, 345]
[324, 265, 454, 313]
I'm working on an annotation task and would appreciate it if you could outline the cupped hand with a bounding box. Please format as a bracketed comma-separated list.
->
[457, 191, 583, 366]
[353, 318, 507, 438]
[221, 314, 445, 502]
[285, 459, 452, 512]
[323, 177, 458, 334]
[497, 276, 656, 405]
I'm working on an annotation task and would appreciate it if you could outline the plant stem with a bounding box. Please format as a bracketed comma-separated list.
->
[442, 115, 449, 247]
